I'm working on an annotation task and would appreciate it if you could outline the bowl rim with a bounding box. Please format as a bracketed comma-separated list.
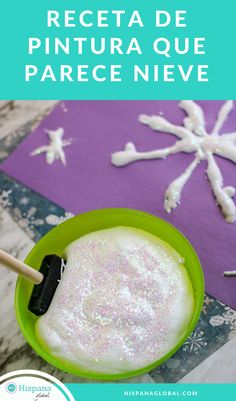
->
[15, 207, 204, 381]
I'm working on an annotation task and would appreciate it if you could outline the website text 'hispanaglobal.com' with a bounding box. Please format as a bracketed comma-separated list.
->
[124, 390, 198, 398]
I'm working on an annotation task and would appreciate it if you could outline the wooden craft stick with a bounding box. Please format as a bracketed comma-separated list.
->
[0, 249, 43, 284]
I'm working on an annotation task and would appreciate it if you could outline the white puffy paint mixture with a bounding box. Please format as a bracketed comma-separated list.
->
[31, 127, 72, 165]
[111, 101, 236, 223]
[36, 227, 194, 374]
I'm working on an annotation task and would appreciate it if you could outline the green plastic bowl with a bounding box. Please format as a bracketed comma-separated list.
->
[15, 208, 204, 381]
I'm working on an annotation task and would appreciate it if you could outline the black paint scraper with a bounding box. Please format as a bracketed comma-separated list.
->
[0, 250, 66, 316]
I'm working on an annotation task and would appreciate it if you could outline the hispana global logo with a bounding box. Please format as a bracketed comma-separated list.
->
[0, 370, 75, 401]
[5, 382, 17, 393]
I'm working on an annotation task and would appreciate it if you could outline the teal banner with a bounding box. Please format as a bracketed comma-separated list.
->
[66, 384, 236, 401]
[0, 0, 235, 99]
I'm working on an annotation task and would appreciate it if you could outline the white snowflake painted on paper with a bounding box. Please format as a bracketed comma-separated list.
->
[111, 101, 236, 223]
[31, 127, 72, 166]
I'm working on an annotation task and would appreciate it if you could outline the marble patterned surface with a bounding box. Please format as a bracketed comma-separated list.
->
[179, 337, 236, 383]
[0, 101, 235, 383]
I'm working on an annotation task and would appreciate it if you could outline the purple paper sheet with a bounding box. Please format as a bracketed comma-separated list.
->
[1, 101, 236, 308]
